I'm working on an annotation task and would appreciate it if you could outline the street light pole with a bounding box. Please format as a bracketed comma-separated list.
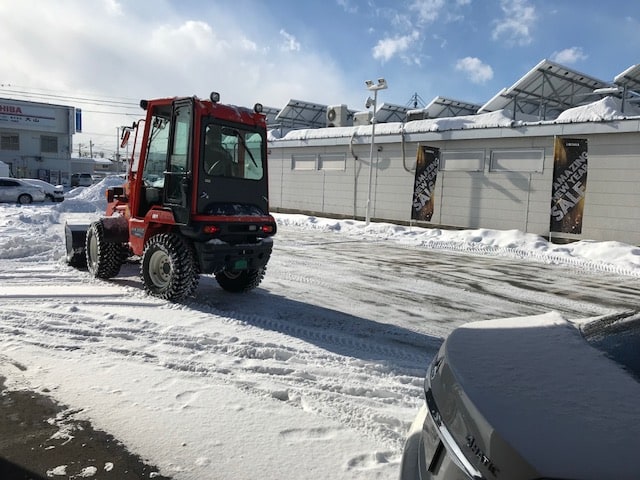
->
[364, 78, 388, 225]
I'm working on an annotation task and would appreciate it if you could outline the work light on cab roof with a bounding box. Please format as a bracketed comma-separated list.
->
[209, 91, 263, 114]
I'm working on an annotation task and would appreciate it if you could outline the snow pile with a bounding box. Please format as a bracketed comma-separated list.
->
[403, 108, 517, 133]
[276, 214, 640, 277]
[555, 96, 640, 122]
[267, 109, 520, 142]
[57, 176, 126, 214]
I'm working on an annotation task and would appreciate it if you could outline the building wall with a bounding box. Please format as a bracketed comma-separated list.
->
[581, 135, 640, 243]
[268, 123, 640, 245]
[0, 97, 74, 182]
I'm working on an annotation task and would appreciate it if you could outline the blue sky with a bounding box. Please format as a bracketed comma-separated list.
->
[1, 0, 638, 155]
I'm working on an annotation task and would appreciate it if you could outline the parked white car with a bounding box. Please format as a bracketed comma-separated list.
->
[23, 179, 64, 202]
[0, 177, 46, 204]
[70, 173, 93, 187]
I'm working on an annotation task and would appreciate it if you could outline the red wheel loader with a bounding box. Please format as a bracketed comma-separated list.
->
[65, 93, 277, 301]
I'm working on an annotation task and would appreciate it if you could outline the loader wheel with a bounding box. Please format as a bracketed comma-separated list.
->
[215, 267, 266, 293]
[86, 220, 125, 279]
[141, 233, 198, 301]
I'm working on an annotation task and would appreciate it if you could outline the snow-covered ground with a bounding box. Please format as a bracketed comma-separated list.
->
[0, 178, 639, 479]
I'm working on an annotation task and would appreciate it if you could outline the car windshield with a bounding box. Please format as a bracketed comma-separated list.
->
[581, 312, 640, 382]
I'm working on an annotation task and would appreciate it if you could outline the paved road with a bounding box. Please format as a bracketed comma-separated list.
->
[0, 373, 171, 480]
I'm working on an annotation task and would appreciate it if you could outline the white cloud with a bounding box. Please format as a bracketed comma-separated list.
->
[336, 0, 358, 14]
[0, 0, 360, 156]
[492, 0, 537, 46]
[551, 47, 588, 65]
[372, 31, 420, 63]
[151, 21, 217, 54]
[410, 0, 446, 24]
[455, 57, 494, 84]
[279, 29, 301, 52]
[103, 0, 123, 16]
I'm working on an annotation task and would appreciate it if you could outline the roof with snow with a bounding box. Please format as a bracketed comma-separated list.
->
[267, 59, 640, 142]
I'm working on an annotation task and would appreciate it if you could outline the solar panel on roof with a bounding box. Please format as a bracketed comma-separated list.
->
[261, 106, 281, 127]
[273, 99, 328, 129]
[614, 64, 640, 92]
[478, 59, 610, 120]
[409, 96, 482, 119]
[373, 102, 409, 123]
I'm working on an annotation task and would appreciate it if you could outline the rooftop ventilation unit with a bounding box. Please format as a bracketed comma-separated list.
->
[326, 105, 352, 127]
[353, 111, 373, 126]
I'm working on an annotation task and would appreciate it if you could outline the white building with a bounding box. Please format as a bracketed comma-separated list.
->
[0, 97, 79, 184]
[267, 60, 640, 245]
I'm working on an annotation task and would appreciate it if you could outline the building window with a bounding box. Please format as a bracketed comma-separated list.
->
[319, 153, 346, 171]
[489, 149, 545, 173]
[41, 135, 58, 153]
[291, 154, 317, 170]
[1, 134, 19, 151]
[440, 150, 484, 171]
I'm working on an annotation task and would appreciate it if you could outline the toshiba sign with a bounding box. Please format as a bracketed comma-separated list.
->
[0, 104, 23, 114]
[0, 101, 57, 131]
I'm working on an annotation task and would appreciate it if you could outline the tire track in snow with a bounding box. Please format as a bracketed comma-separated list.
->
[0, 298, 432, 450]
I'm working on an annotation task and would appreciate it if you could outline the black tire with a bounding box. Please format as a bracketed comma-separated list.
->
[215, 267, 265, 293]
[17, 194, 32, 204]
[141, 233, 198, 301]
[85, 220, 124, 279]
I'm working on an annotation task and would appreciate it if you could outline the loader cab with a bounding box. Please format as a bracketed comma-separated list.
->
[197, 120, 269, 217]
[135, 95, 270, 224]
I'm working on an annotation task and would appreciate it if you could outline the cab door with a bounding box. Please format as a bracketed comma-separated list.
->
[164, 98, 194, 225]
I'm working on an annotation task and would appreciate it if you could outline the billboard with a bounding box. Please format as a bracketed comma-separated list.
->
[411, 145, 440, 221]
[0, 101, 57, 131]
[550, 137, 588, 234]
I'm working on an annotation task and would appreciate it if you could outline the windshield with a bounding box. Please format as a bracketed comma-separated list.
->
[582, 312, 640, 383]
[202, 123, 264, 180]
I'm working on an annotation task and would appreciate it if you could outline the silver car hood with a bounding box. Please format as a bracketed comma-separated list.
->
[430, 311, 640, 480]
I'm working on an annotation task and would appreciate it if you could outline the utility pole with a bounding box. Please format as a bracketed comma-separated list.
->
[116, 126, 120, 166]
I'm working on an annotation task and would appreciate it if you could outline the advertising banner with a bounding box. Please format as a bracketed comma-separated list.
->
[411, 145, 439, 221]
[550, 137, 588, 234]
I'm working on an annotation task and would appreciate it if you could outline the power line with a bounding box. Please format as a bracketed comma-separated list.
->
[0, 84, 140, 106]
[0, 85, 140, 158]
[0, 86, 141, 120]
